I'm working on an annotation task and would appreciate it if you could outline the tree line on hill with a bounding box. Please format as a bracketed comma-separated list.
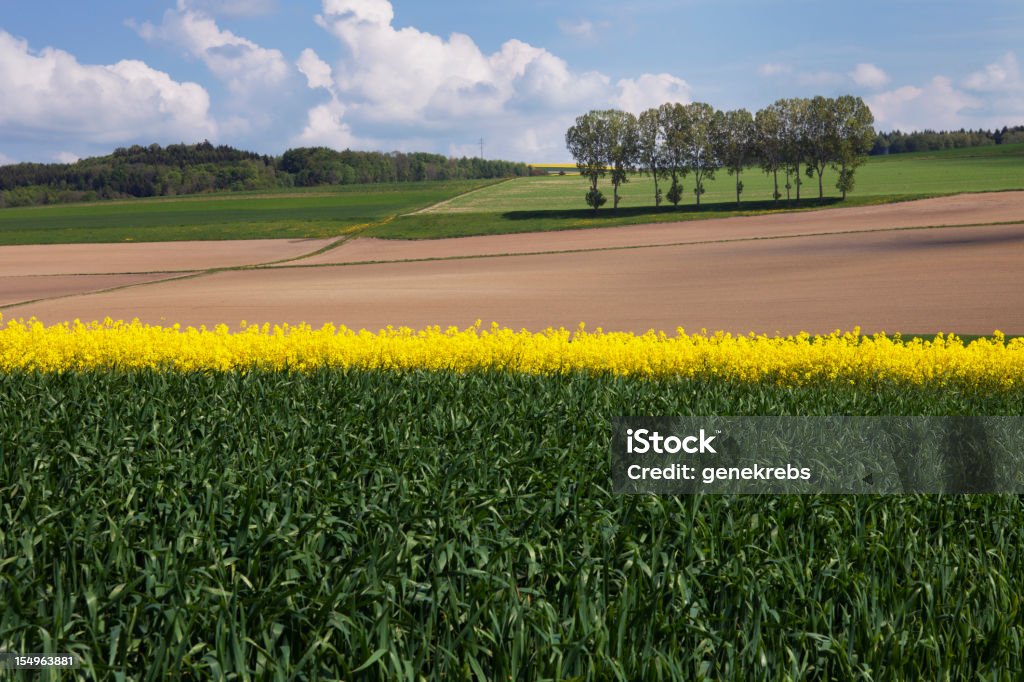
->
[0, 141, 530, 208]
[870, 125, 1024, 155]
[566, 96, 876, 213]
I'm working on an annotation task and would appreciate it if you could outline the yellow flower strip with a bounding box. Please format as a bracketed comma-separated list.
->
[1, 317, 1022, 387]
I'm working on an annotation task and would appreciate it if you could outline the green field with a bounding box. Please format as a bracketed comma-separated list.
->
[365, 144, 1024, 238]
[3, 368, 1023, 679]
[0, 180, 499, 246]
[0, 145, 1021, 246]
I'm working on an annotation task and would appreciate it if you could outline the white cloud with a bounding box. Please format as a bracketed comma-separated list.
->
[850, 63, 890, 89]
[0, 30, 215, 144]
[867, 76, 981, 131]
[558, 19, 598, 40]
[306, 0, 653, 159]
[178, 0, 277, 16]
[54, 151, 81, 164]
[294, 98, 359, 148]
[134, 5, 290, 98]
[615, 73, 691, 114]
[0, 152, 15, 166]
[758, 63, 792, 77]
[964, 52, 1022, 92]
[322, 0, 394, 26]
[297, 48, 334, 92]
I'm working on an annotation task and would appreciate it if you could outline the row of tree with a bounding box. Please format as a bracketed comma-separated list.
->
[871, 125, 1024, 155]
[565, 96, 875, 212]
[0, 142, 530, 208]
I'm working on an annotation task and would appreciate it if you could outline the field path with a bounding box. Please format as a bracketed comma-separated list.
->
[3, 192, 1023, 334]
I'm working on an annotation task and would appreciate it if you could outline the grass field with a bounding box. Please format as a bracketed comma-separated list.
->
[1, 146, 1021, 246]
[0, 180, 499, 246]
[3, 368, 1024, 679]
[365, 144, 1024, 239]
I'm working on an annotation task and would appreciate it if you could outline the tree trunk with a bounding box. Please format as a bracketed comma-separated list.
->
[653, 169, 660, 207]
[795, 161, 801, 201]
[614, 181, 620, 210]
[773, 169, 778, 203]
[841, 160, 848, 200]
[818, 168, 823, 199]
[785, 166, 791, 201]
[735, 170, 741, 207]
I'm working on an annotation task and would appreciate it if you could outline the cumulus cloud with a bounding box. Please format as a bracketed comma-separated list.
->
[615, 73, 691, 114]
[850, 63, 890, 89]
[0, 30, 215, 144]
[54, 151, 81, 164]
[297, 48, 334, 92]
[964, 52, 1022, 92]
[294, 99, 359, 149]
[0, 152, 15, 166]
[867, 76, 980, 131]
[306, 0, 675, 159]
[134, 3, 290, 98]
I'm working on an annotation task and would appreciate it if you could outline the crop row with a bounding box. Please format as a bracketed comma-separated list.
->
[2, 318, 1022, 387]
[2, 369, 1024, 680]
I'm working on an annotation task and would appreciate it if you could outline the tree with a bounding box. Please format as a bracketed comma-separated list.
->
[678, 102, 721, 208]
[755, 104, 785, 203]
[778, 98, 809, 202]
[831, 95, 875, 199]
[637, 108, 664, 207]
[718, 108, 756, 207]
[803, 96, 835, 199]
[658, 103, 689, 208]
[566, 110, 611, 214]
[606, 110, 640, 210]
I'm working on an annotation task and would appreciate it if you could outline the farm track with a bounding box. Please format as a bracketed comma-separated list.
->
[2, 192, 1023, 334]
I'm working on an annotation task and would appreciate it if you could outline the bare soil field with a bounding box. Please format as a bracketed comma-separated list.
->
[0, 237, 332, 277]
[0, 273, 192, 308]
[3, 193, 1023, 334]
[299, 192, 1024, 265]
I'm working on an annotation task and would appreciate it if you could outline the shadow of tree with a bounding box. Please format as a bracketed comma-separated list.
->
[501, 197, 845, 221]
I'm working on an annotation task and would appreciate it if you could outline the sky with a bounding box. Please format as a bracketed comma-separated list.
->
[1, 0, 1023, 165]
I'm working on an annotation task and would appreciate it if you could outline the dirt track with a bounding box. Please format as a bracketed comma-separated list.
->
[3, 192, 1023, 334]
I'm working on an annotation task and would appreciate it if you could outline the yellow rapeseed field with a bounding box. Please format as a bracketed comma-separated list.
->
[1, 317, 1022, 387]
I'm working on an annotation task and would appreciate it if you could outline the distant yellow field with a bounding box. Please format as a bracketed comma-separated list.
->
[531, 162, 581, 174]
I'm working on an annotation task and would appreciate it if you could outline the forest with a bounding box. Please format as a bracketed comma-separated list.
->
[0, 142, 530, 208]
[870, 125, 1024, 154]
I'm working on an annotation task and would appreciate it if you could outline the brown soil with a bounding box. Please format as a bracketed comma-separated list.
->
[3, 192, 1023, 334]
[298, 192, 1024, 265]
[0, 273, 193, 308]
[0, 238, 332, 276]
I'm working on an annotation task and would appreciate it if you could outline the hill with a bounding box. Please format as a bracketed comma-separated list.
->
[0, 141, 529, 208]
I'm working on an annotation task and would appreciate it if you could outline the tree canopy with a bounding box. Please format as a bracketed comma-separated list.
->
[565, 95, 879, 211]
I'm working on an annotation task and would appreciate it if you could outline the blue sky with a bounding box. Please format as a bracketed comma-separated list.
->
[1, 0, 1022, 164]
